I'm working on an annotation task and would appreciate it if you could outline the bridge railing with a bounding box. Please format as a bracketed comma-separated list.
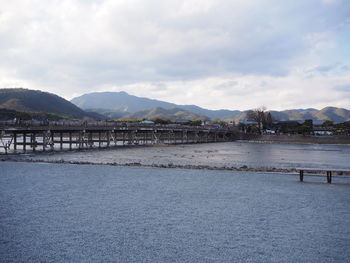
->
[0, 120, 236, 132]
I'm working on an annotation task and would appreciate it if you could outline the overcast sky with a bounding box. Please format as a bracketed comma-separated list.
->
[0, 0, 349, 110]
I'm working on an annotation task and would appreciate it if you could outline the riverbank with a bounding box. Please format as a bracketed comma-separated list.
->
[3, 158, 350, 176]
[0, 157, 298, 173]
[239, 134, 350, 144]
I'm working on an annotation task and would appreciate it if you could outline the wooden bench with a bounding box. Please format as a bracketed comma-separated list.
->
[297, 168, 350, 183]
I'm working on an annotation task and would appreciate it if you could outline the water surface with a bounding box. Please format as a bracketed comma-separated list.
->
[1, 162, 349, 262]
[6, 142, 350, 170]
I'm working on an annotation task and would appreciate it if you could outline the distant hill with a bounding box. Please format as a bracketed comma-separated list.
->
[84, 108, 129, 120]
[313, 107, 350, 123]
[2, 89, 348, 123]
[125, 107, 209, 121]
[71, 91, 242, 119]
[71, 91, 350, 123]
[268, 107, 350, 124]
[0, 88, 100, 119]
[0, 108, 79, 121]
[71, 91, 177, 113]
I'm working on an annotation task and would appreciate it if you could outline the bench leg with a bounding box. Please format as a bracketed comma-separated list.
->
[299, 170, 304, 182]
[327, 171, 332, 184]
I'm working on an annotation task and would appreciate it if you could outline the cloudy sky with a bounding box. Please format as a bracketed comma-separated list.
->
[0, 0, 349, 110]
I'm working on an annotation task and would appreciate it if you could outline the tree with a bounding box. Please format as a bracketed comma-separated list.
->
[190, 120, 202, 126]
[265, 112, 273, 128]
[153, 118, 172, 125]
[213, 120, 228, 127]
[246, 107, 274, 133]
[302, 119, 313, 134]
[322, 120, 333, 127]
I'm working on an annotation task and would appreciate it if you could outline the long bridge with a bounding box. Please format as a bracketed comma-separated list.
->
[0, 120, 237, 154]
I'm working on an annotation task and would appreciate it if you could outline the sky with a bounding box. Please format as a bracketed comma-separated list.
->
[0, 0, 349, 111]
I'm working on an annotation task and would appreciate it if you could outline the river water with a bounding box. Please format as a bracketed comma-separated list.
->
[5, 141, 350, 170]
[1, 162, 349, 262]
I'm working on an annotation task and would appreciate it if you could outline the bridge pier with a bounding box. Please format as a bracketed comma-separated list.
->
[23, 133, 26, 152]
[13, 133, 17, 151]
[69, 132, 72, 151]
[0, 124, 237, 154]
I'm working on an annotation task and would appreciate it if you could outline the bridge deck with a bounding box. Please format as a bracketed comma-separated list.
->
[0, 123, 237, 154]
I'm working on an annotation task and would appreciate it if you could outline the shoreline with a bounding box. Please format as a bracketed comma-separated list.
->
[0, 157, 295, 173]
[239, 134, 350, 145]
[2, 157, 350, 176]
[239, 139, 350, 146]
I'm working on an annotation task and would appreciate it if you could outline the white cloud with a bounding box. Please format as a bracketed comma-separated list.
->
[102, 69, 350, 111]
[0, 0, 349, 110]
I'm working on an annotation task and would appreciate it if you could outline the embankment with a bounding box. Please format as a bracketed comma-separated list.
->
[239, 134, 350, 144]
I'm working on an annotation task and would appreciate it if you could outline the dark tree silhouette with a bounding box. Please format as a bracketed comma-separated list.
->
[246, 107, 274, 133]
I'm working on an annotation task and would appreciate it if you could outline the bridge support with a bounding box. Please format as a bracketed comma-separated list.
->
[0, 124, 237, 154]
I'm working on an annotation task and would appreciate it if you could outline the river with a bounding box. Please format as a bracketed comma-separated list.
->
[1, 162, 349, 262]
[4, 141, 350, 170]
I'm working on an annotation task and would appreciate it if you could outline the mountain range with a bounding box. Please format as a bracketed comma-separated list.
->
[71, 91, 350, 123]
[0, 88, 349, 123]
[71, 91, 241, 120]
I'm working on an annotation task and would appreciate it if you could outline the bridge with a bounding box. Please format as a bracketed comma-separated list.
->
[0, 120, 237, 154]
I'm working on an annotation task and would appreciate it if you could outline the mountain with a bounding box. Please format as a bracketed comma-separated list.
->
[268, 107, 350, 123]
[71, 91, 178, 113]
[4, 89, 346, 123]
[71, 91, 241, 119]
[175, 105, 242, 119]
[125, 107, 209, 121]
[71, 91, 350, 123]
[0, 89, 348, 123]
[0, 88, 100, 119]
[84, 108, 130, 120]
[0, 108, 81, 121]
[289, 108, 318, 113]
[313, 107, 350, 123]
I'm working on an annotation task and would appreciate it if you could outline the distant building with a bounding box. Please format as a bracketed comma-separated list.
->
[239, 119, 258, 125]
[312, 120, 324, 126]
[140, 120, 154, 125]
[313, 127, 335, 136]
[202, 120, 214, 126]
[274, 120, 303, 125]
[175, 120, 191, 125]
[264, 129, 276, 134]
[273, 120, 302, 134]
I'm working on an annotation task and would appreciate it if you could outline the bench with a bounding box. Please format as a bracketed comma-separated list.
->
[297, 168, 350, 183]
